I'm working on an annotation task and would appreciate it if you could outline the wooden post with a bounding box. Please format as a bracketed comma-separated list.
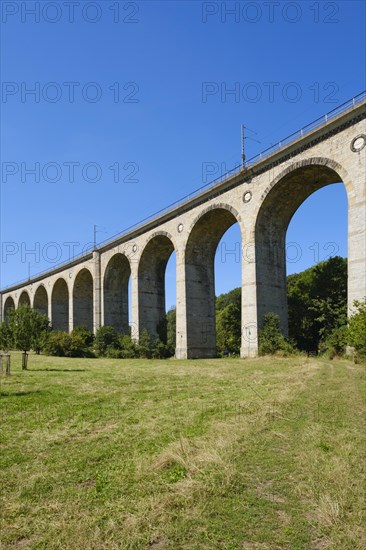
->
[22, 352, 28, 370]
[5, 354, 10, 376]
[0, 354, 10, 375]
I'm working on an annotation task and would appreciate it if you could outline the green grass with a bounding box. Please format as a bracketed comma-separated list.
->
[0, 353, 365, 549]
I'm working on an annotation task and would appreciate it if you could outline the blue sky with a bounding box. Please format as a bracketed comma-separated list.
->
[1, 0, 365, 310]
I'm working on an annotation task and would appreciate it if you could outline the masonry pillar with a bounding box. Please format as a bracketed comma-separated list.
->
[130, 263, 139, 341]
[175, 249, 187, 359]
[348, 183, 366, 313]
[48, 291, 52, 324]
[68, 283, 73, 333]
[93, 251, 101, 333]
[241, 233, 259, 357]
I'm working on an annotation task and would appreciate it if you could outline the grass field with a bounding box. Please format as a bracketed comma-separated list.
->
[0, 353, 365, 549]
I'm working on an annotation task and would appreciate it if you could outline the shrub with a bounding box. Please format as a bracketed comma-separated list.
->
[137, 329, 153, 359]
[216, 302, 241, 355]
[94, 326, 119, 357]
[71, 326, 94, 347]
[43, 331, 95, 358]
[166, 307, 176, 353]
[157, 317, 167, 344]
[0, 321, 12, 352]
[151, 339, 171, 359]
[347, 298, 366, 363]
[259, 312, 296, 356]
[119, 334, 139, 358]
[105, 346, 125, 359]
[319, 325, 347, 359]
[43, 332, 73, 357]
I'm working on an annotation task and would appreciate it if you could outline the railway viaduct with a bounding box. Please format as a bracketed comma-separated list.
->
[1, 96, 365, 358]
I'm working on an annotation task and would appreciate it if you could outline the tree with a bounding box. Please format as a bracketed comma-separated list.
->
[287, 256, 347, 351]
[216, 302, 241, 355]
[319, 325, 348, 359]
[31, 312, 51, 354]
[259, 312, 294, 356]
[216, 287, 241, 312]
[215, 288, 241, 355]
[8, 306, 49, 369]
[157, 316, 168, 345]
[347, 298, 366, 362]
[166, 307, 176, 354]
[0, 321, 12, 352]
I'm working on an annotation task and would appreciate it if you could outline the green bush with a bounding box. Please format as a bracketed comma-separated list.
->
[94, 326, 119, 357]
[71, 326, 94, 347]
[114, 331, 173, 359]
[137, 329, 153, 359]
[119, 334, 139, 358]
[43, 332, 73, 357]
[0, 321, 12, 352]
[151, 339, 171, 359]
[166, 307, 176, 354]
[105, 346, 125, 359]
[216, 302, 241, 355]
[347, 298, 366, 363]
[319, 325, 347, 359]
[43, 331, 95, 358]
[259, 312, 296, 356]
[156, 316, 167, 345]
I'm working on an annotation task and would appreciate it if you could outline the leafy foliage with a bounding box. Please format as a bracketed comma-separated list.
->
[258, 312, 295, 356]
[347, 298, 366, 362]
[0, 321, 12, 352]
[71, 326, 95, 347]
[287, 256, 347, 352]
[166, 307, 176, 354]
[8, 305, 49, 352]
[216, 288, 241, 355]
[94, 326, 120, 357]
[43, 331, 95, 358]
[216, 302, 241, 355]
[318, 325, 348, 359]
[5, 306, 50, 368]
[31, 313, 51, 354]
[216, 287, 241, 312]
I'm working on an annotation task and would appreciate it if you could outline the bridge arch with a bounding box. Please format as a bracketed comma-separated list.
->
[33, 285, 49, 317]
[18, 290, 31, 308]
[3, 296, 15, 321]
[73, 268, 93, 331]
[259, 157, 352, 204]
[103, 253, 131, 334]
[185, 204, 243, 358]
[52, 278, 69, 331]
[254, 158, 350, 335]
[138, 231, 176, 340]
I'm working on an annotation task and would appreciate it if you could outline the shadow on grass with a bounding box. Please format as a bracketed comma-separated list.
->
[0, 390, 45, 397]
[30, 368, 86, 372]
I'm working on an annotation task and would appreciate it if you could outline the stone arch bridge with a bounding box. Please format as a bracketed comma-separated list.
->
[1, 97, 365, 358]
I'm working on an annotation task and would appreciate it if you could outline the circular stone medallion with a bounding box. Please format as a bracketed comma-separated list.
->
[351, 134, 366, 152]
[243, 191, 252, 203]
